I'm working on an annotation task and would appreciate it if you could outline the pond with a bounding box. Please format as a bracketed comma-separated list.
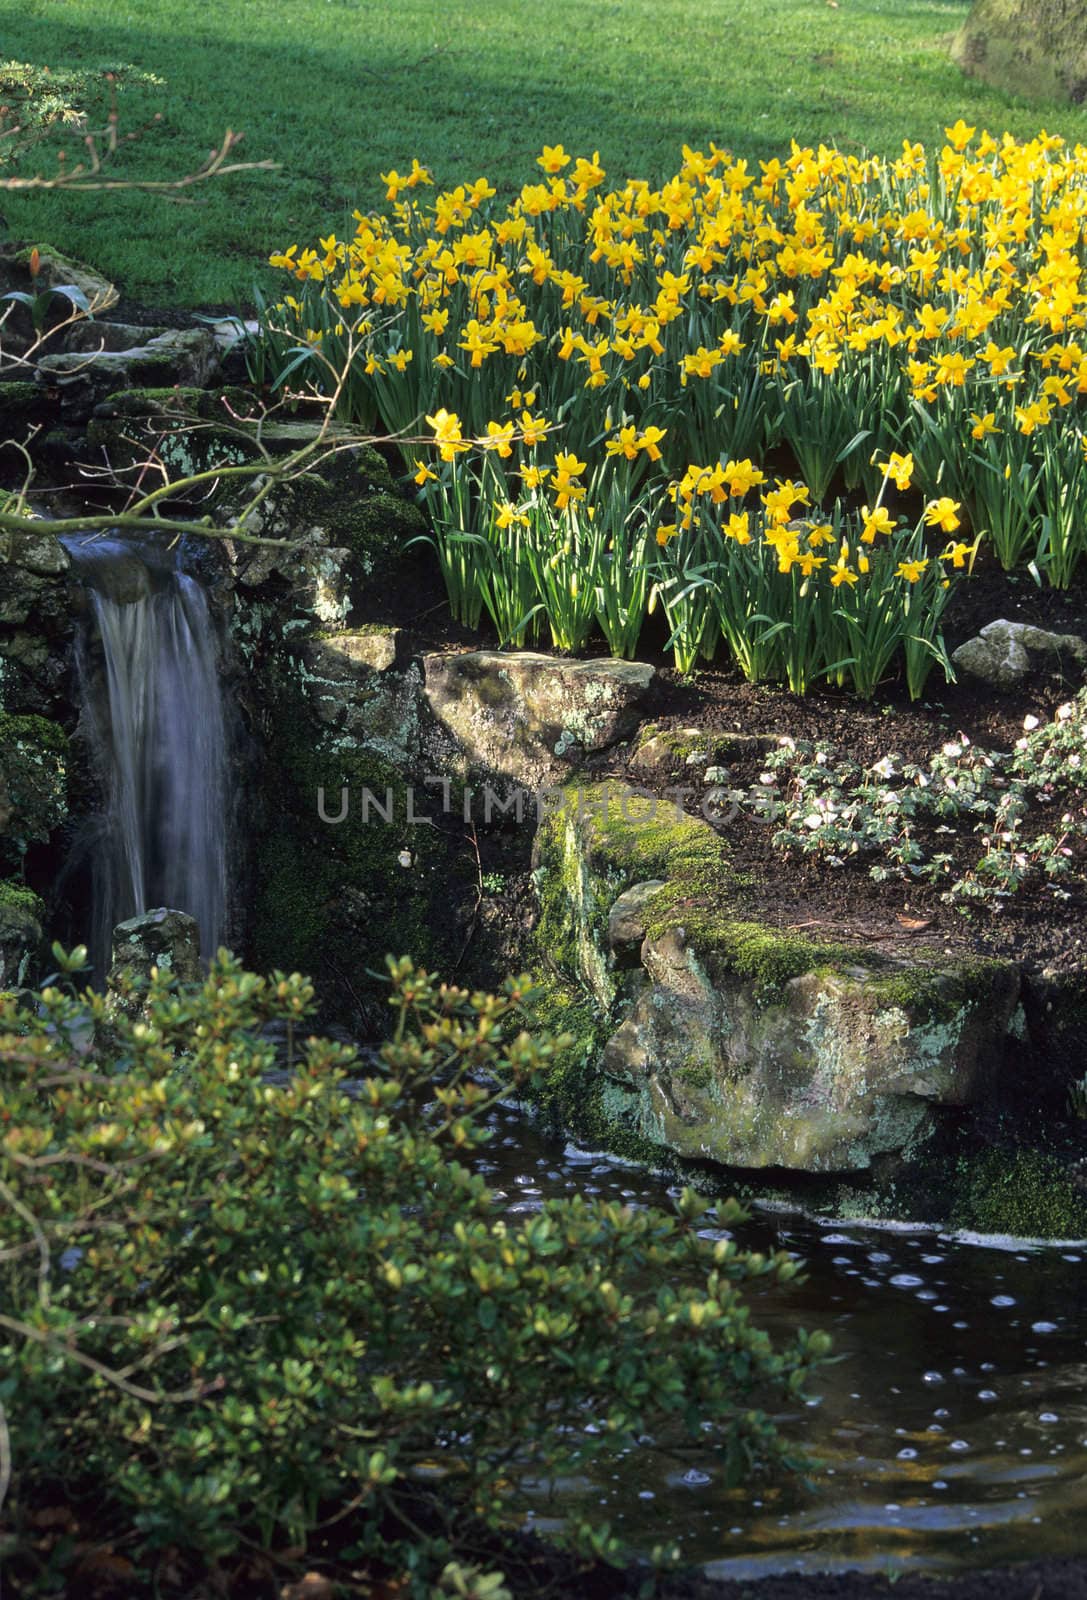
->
[478, 1107, 1087, 1580]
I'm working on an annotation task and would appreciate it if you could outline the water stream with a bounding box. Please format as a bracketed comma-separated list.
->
[479, 1108, 1087, 1579]
[62, 533, 231, 973]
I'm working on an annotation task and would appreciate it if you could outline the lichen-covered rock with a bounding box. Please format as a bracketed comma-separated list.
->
[108, 907, 202, 988]
[294, 629, 422, 767]
[0, 880, 42, 988]
[63, 321, 173, 355]
[425, 651, 655, 786]
[219, 445, 425, 627]
[533, 781, 1021, 1173]
[952, 619, 1087, 690]
[629, 724, 776, 779]
[0, 522, 71, 634]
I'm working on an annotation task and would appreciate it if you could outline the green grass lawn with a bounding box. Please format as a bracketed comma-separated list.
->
[4, 0, 1087, 308]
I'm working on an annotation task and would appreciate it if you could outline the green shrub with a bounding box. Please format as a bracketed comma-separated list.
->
[0, 952, 828, 1594]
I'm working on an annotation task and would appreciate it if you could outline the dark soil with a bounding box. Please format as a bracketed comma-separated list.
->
[381, 548, 1087, 979]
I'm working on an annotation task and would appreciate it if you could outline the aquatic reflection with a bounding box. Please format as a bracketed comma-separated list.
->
[477, 1108, 1087, 1576]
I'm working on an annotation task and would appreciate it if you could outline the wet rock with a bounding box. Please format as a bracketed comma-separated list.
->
[425, 651, 655, 787]
[0, 713, 68, 870]
[952, 619, 1087, 690]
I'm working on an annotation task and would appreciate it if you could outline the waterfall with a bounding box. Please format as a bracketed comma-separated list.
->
[64, 534, 231, 975]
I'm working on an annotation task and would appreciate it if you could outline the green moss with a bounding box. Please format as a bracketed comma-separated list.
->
[0, 879, 43, 918]
[953, 1148, 1087, 1240]
[535, 782, 863, 1008]
[0, 713, 68, 866]
[867, 958, 1017, 1030]
[0, 713, 67, 757]
[526, 973, 664, 1163]
[0, 381, 48, 429]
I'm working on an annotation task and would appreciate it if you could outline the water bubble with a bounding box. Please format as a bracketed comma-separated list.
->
[682, 1468, 711, 1486]
[869, 1251, 892, 1264]
[890, 1273, 924, 1288]
[897, 1448, 918, 1460]
[1039, 1412, 1060, 1424]
[638, 1490, 655, 1500]
[921, 1253, 945, 1264]
[950, 1440, 970, 1452]
[934, 1408, 950, 1419]
[933, 1480, 949, 1490]
[1032, 1321, 1058, 1334]
[991, 1294, 1016, 1307]
[923, 1371, 945, 1385]
[979, 1390, 999, 1402]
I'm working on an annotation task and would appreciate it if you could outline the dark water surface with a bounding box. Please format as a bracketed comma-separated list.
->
[477, 1108, 1086, 1579]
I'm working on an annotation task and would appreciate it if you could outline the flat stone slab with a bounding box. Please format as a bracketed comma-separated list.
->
[424, 651, 655, 786]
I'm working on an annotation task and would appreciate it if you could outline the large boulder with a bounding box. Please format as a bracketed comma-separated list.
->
[533, 782, 1021, 1173]
[425, 651, 655, 787]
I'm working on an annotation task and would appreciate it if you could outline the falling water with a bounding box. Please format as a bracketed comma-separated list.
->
[63, 534, 231, 974]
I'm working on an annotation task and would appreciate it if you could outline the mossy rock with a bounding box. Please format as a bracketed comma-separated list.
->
[533, 780, 1021, 1175]
[0, 878, 43, 989]
[222, 447, 424, 621]
[0, 713, 68, 867]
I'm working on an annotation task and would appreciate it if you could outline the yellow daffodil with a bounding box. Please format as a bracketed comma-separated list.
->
[924, 498, 962, 533]
[880, 452, 914, 491]
[861, 505, 895, 543]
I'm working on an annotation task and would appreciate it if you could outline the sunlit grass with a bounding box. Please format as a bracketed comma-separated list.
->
[4, 0, 1087, 306]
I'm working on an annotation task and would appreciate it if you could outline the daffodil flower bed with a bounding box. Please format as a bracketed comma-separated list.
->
[260, 129, 1087, 693]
